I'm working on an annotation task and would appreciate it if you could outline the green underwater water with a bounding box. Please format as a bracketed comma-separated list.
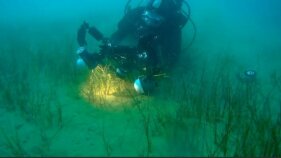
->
[0, 0, 280, 156]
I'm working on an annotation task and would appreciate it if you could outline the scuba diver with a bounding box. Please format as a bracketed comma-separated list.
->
[237, 69, 257, 83]
[76, 0, 192, 94]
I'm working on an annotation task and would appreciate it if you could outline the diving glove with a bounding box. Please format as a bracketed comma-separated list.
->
[76, 47, 103, 69]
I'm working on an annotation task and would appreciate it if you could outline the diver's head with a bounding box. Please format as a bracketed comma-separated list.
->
[147, 0, 183, 10]
[147, 0, 161, 9]
[146, 0, 184, 22]
[142, 9, 164, 27]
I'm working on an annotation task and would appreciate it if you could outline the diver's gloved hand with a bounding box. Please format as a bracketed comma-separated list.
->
[76, 47, 87, 68]
[77, 21, 90, 46]
[76, 46, 86, 55]
[76, 46, 104, 69]
[134, 75, 156, 94]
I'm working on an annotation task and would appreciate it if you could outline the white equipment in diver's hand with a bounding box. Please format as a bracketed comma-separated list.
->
[76, 47, 87, 68]
[134, 78, 145, 94]
[76, 57, 86, 68]
[133, 76, 157, 94]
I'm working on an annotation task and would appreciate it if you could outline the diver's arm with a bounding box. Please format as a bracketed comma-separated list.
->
[77, 21, 105, 46]
[111, 45, 138, 57]
[77, 22, 89, 46]
[77, 22, 105, 69]
[77, 47, 103, 69]
[88, 26, 104, 41]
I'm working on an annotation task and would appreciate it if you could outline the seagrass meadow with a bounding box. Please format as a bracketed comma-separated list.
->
[0, 0, 280, 156]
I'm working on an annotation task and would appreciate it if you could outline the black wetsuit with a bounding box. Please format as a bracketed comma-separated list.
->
[110, 3, 187, 74]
